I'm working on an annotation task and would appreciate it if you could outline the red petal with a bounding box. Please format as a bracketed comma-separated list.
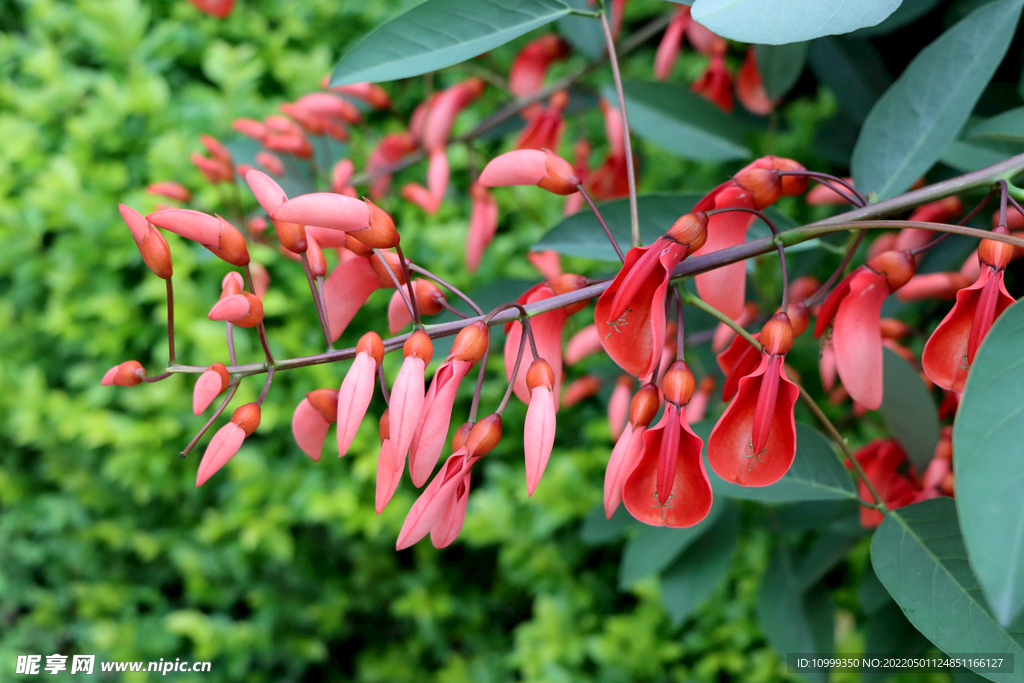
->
[322, 257, 380, 341]
[430, 474, 471, 548]
[409, 359, 473, 487]
[196, 423, 246, 486]
[693, 186, 756, 319]
[479, 150, 547, 187]
[375, 439, 402, 514]
[525, 386, 557, 496]
[833, 270, 889, 409]
[505, 284, 568, 406]
[245, 169, 288, 214]
[336, 352, 377, 457]
[604, 424, 645, 518]
[396, 452, 470, 549]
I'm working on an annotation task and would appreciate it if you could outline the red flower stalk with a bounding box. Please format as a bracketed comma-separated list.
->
[922, 228, 1016, 392]
[622, 362, 712, 527]
[814, 250, 916, 409]
[292, 389, 339, 461]
[409, 322, 489, 487]
[336, 332, 386, 457]
[708, 313, 800, 486]
[509, 35, 569, 100]
[524, 359, 558, 496]
[595, 213, 708, 378]
[396, 415, 502, 549]
[197, 403, 260, 486]
[193, 363, 231, 415]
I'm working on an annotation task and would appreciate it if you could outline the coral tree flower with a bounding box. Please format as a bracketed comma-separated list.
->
[389, 331, 434, 473]
[479, 149, 581, 195]
[466, 183, 499, 273]
[623, 362, 712, 527]
[813, 250, 916, 409]
[595, 213, 707, 378]
[292, 388, 339, 461]
[193, 362, 231, 415]
[922, 228, 1017, 392]
[852, 439, 930, 528]
[197, 403, 260, 486]
[336, 332, 386, 457]
[524, 359, 557, 496]
[736, 46, 772, 115]
[101, 360, 146, 387]
[396, 415, 502, 550]
[409, 322, 489, 487]
[509, 34, 568, 100]
[708, 313, 799, 486]
[717, 302, 808, 401]
[654, 6, 691, 80]
[604, 383, 660, 518]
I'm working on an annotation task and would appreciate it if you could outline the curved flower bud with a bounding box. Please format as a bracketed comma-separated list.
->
[685, 376, 716, 423]
[208, 292, 264, 328]
[147, 182, 192, 203]
[292, 389, 338, 461]
[604, 383, 660, 518]
[197, 403, 260, 486]
[193, 362, 231, 415]
[479, 149, 581, 196]
[337, 332, 385, 457]
[524, 359, 557, 496]
[349, 198, 399, 249]
[390, 331, 433, 467]
[147, 208, 224, 247]
[101, 360, 146, 387]
[271, 193, 371, 233]
[120, 205, 173, 279]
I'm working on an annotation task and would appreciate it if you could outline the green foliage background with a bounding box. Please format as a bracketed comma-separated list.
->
[0, 0, 1013, 681]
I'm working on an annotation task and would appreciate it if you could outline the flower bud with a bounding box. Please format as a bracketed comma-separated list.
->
[370, 250, 407, 288]
[307, 388, 340, 423]
[306, 236, 327, 278]
[350, 198, 400, 249]
[452, 421, 473, 452]
[232, 292, 265, 328]
[230, 403, 261, 436]
[768, 157, 809, 195]
[761, 312, 794, 356]
[344, 234, 375, 258]
[102, 360, 147, 387]
[221, 271, 244, 298]
[867, 250, 915, 291]
[526, 358, 555, 391]
[414, 280, 446, 316]
[403, 330, 434, 364]
[466, 414, 502, 456]
[629, 383, 661, 427]
[662, 360, 696, 406]
[979, 225, 1014, 270]
[784, 302, 809, 337]
[450, 321, 488, 362]
[548, 273, 590, 315]
[537, 150, 581, 195]
[209, 362, 231, 390]
[379, 409, 390, 442]
[734, 168, 782, 209]
[274, 220, 307, 254]
[879, 318, 910, 339]
[204, 216, 249, 267]
[357, 331, 386, 366]
[666, 212, 708, 252]
[137, 225, 173, 279]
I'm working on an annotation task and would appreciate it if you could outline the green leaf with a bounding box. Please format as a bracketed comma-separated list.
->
[862, 602, 933, 683]
[871, 498, 1024, 681]
[609, 81, 750, 162]
[580, 503, 637, 545]
[955, 298, 1024, 627]
[794, 533, 857, 590]
[618, 500, 728, 588]
[329, 0, 572, 86]
[660, 505, 738, 625]
[756, 42, 808, 100]
[878, 347, 939, 472]
[557, 0, 604, 59]
[807, 37, 891, 124]
[691, 0, 901, 44]
[757, 545, 835, 683]
[694, 421, 858, 503]
[534, 193, 794, 261]
[941, 138, 1024, 173]
[853, 0, 944, 36]
[968, 107, 1024, 144]
[851, 0, 1024, 199]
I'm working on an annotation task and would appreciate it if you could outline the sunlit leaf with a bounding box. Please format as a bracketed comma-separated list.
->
[691, 0, 901, 44]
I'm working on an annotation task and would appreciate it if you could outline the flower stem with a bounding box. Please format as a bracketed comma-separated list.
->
[408, 263, 483, 315]
[166, 277, 176, 365]
[181, 382, 239, 458]
[301, 251, 333, 350]
[600, 9, 640, 247]
[243, 264, 275, 365]
[578, 183, 625, 262]
[373, 248, 417, 326]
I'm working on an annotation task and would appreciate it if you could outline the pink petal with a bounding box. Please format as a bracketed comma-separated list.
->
[479, 150, 547, 187]
[524, 386, 557, 496]
[119, 204, 149, 244]
[388, 289, 413, 334]
[303, 225, 350, 248]
[147, 209, 223, 246]
[101, 366, 118, 385]
[323, 257, 380, 341]
[604, 423, 643, 518]
[430, 474, 471, 548]
[292, 398, 331, 461]
[245, 169, 288, 214]
[505, 284, 568, 406]
[375, 439, 403, 514]
[389, 356, 426, 464]
[693, 186, 756, 320]
[427, 149, 449, 203]
[607, 377, 632, 441]
[409, 359, 473, 487]
[208, 294, 250, 322]
[833, 271, 889, 409]
[564, 324, 603, 365]
[196, 423, 246, 486]
[271, 193, 370, 232]
[336, 353, 377, 456]
[193, 369, 224, 415]
[396, 451, 470, 549]
[466, 184, 498, 273]
[526, 250, 563, 280]
[401, 183, 441, 214]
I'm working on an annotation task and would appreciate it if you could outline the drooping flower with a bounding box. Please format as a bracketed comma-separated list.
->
[466, 183, 498, 273]
[623, 362, 712, 527]
[515, 91, 567, 151]
[208, 290, 264, 328]
[524, 359, 557, 496]
[717, 302, 808, 401]
[595, 213, 708, 378]
[654, 6, 691, 80]
[509, 35, 569, 100]
[292, 389, 339, 461]
[119, 205, 173, 279]
[922, 228, 1017, 392]
[193, 363, 231, 415]
[604, 383, 660, 518]
[389, 331, 434, 468]
[691, 48, 733, 112]
[336, 332, 386, 457]
[852, 438, 930, 528]
[197, 403, 260, 486]
[813, 250, 916, 409]
[503, 279, 574, 407]
[479, 149, 581, 196]
[736, 46, 772, 115]
[101, 360, 147, 387]
[708, 313, 799, 486]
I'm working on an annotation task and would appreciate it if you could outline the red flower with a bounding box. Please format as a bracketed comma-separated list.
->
[813, 250, 915, 409]
[708, 313, 800, 486]
[852, 439, 931, 528]
[622, 362, 712, 527]
[604, 384, 660, 518]
[922, 229, 1016, 392]
[595, 213, 707, 378]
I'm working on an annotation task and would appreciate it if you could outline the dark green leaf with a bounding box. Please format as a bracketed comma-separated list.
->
[862, 602, 932, 683]
[808, 38, 891, 124]
[853, 0, 944, 36]
[794, 533, 857, 590]
[691, 0, 901, 44]
[870, 498, 1024, 678]
[557, 0, 605, 58]
[609, 81, 750, 161]
[580, 503, 638, 545]
[858, 564, 893, 615]
[756, 42, 808, 100]
[757, 545, 835, 683]
[955, 298, 1024, 627]
[618, 500, 727, 588]
[941, 138, 1024, 172]
[878, 347, 939, 472]
[330, 0, 572, 86]
[660, 505, 738, 625]
[851, 0, 1024, 199]
[968, 107, 1024, 144]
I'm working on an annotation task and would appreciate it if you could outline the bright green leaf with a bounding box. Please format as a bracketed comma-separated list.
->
[660, 505, 738, 625]
[618, 501, 727, 588]
[691, 0, 901, 45]
[968, 107, 1024, 144]
[879, 347, 939, 472]
[955, 298, 1024, 627]
[608, 81, 750, 162]
[329, 0, 572, 86]
[756, 42, 808, 100]
[872, 498, 1024, 682]
[851, 0, 1024, 199]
